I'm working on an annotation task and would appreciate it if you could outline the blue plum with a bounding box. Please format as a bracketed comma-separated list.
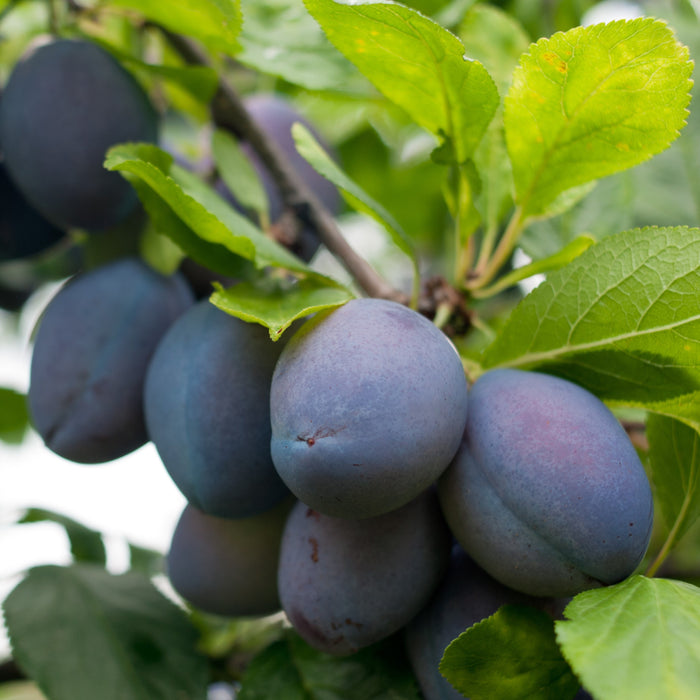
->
[167, 498, 294, 617]
[277, 490, 451, 656]
[438, 369, 654, 597]
[28, 258, 194, 463]
[270, 298, 469, 519]
[0, 39, 158, 231]
[144, 299, 290, 518]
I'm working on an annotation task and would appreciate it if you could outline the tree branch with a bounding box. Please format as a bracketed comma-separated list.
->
[161, 31, 407, 303]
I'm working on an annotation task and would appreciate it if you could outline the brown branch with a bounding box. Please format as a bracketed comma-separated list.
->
[161, 31, 407, 303]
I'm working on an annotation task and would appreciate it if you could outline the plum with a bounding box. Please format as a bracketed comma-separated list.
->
[0, 39, 158, 231]
[167, 498, 294, 617]
[270, 298, 469, 518]
[144, 299, 290, 518]
[438, 369, 654, 597]
[277, 490, 451, 656]
[28, 257, 194, 463]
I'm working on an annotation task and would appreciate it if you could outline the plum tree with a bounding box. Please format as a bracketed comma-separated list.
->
[270, 298, 469, 519]
[167, 498, 295, 618]
[277, 490, 451, 656]
[220, 93, 342, 262]
[28, 257, 194, 463]
[0, 39, 158, 231]
[438, 369, 654, 597]
[144, 299, 290, 518]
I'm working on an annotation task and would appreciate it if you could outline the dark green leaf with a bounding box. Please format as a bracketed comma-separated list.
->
[3, 565, 208, 700]
[128, 543, 165, 577]
[18, 509, 107, 567]
[0, 387, 29, 444]
[238, 630, 420, 700]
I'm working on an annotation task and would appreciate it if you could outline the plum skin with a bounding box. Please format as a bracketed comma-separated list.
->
[0, 39, 158, 231]
[277, 491, 451, 656]
[28, 258, 194, 463]
[167, 498, 294, 618]
[270, 298, 469, 519]
[438, 368, 654, 597]
[144, 299, 290, 518]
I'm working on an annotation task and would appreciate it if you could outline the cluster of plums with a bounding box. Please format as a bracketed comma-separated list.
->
[8, 37, 653, 700]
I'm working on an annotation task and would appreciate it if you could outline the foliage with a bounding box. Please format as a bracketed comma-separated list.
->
[1, 1, 700, 699]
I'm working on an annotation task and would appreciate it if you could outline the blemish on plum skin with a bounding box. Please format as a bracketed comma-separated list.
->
[296, 425, 347, 446]
[308, 536, 319, 563]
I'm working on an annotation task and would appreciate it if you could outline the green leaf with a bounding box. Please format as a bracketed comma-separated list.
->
[238, 630, 420, 700]
[238, 0, 369, 93]
[3, 565, 208, 700]
[139, 224, 185, 276]
[505, 18, 693, 219]
[128, 543, 165, 577]
[439, 605, 580, 700]
[0, 387, 29, 444]
[556, 576, 700, 700]
[212, 129, 269, 218]
[482, 227, 700, 407]
[647, 414, 700, 542]
[304, 0, 499, 163]
[105, 142, 313, 276]
[110, 0, 242, 56]
[292, 122, 420, 301]
[18, 509, 107, 567]
[211, 278, 353, 340]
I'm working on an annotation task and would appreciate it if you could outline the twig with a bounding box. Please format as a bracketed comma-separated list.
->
[161, 31, 407, 303]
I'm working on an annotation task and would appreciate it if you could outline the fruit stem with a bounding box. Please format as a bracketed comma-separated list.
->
[468, 206, 526, 291]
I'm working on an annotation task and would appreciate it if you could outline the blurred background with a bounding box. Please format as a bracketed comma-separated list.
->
[1, 0, 699, 687]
